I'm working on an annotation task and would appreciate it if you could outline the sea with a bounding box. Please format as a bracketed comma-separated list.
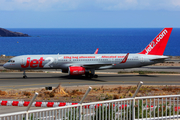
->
[0, 28, 180, 56]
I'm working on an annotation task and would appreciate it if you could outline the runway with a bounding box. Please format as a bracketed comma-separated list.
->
[0, 72, 180, 90]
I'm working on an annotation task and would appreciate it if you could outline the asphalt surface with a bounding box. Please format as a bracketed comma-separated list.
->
[0, 72, 180, 91]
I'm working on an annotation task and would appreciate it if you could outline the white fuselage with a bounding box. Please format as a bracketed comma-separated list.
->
[3, 53, 168, 70]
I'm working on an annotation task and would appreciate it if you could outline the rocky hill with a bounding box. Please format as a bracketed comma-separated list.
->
[0, 28, 30, 37]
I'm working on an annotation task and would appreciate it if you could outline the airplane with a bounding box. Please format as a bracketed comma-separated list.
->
[3, 28, 173, 78]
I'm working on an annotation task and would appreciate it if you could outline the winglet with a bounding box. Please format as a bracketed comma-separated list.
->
[139, 28, 173, 55]
[120, 53, 129, 64]
[94, 48, 99, 54]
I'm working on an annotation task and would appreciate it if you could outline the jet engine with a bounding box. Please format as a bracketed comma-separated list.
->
[68, 66, 86, 75]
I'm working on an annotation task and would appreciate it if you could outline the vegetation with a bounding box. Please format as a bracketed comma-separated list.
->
[92, 100, 180, 120]
[0, 85, 180, 102]
[93, 103, 117, 120]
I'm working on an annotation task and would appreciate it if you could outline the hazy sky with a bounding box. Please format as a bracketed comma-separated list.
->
[0, 0, 180, 28]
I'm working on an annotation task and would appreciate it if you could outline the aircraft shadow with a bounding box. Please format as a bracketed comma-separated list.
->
[0, 74, 158, 80]
[0, 76, 106, 82]
[58, 75, 106, 82]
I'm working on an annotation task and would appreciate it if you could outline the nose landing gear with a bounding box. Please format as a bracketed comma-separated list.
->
[23, 70, 27, 78]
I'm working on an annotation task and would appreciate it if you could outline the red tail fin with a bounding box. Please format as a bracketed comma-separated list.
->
[139, 28, 173, 55]
[94, 48, 99, 54]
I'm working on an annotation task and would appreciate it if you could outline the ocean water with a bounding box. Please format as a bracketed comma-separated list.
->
[0, 28, 179, 56]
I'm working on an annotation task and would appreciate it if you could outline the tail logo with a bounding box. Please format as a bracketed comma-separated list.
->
[145, 29, 168, 55]
[156, 29, 168, 43]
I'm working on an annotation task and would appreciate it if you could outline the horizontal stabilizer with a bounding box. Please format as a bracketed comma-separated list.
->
[150, 56, 169, 61]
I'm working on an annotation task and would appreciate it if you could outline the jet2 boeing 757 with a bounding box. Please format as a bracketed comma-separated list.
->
[3, 28, 173, 78]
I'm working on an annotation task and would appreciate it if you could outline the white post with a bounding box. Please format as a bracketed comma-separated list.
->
[79, 104, 82, 120]
[132, 81, 143, 98]
[26, 92, 38, 120]
[132, 99, 135, 120]
[80, 86, 92, 104]
[79, 86, 92, 120]
[132, 81, 143, 120]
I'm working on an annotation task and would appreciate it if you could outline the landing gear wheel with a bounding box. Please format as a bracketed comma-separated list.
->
[23, 70, 27, 78]
[85, 73, 93, 79]
[85, 73, 89, 78]
[89, 74, 94, 79]
[23, 75, 27, 78]
[94, 74, 98, 78]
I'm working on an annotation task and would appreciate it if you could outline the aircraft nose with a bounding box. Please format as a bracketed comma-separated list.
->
[3, 63, 8, 69]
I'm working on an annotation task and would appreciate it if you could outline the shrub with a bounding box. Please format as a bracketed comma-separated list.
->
[0, 90, 7, 95]
[44, 91, 50, 95]
[139, 71, 146, 75]
[104, 94, 113, 100]
[113, 94, 119, 99]
[23, 91, 31, 96]
[49, 92, 55, 97]
[38, 93, 43, 97]
[93, 103, 116, 120]
[128, 91, 133, 97]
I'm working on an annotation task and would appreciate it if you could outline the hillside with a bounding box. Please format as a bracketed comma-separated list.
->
[0, 28, 29, 37]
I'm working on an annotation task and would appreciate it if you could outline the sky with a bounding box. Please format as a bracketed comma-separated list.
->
[0, 0, 180, 28]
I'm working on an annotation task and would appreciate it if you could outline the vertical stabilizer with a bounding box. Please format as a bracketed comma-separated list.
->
[139, 28, 173, 55]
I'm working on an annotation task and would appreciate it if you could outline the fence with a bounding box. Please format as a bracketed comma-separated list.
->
[0, 94, 180, 120]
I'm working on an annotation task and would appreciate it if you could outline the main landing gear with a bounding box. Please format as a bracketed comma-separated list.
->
[23, 70, 27, 78]
[85, 69, 98, 78]
[85, 73, 98, 78]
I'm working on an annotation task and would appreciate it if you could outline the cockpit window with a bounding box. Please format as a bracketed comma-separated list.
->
[8, 60, 15, 63]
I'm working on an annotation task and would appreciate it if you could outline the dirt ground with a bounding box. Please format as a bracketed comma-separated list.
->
[0, 84, 180, 102]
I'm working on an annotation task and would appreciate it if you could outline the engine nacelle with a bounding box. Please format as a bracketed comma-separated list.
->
[69, 66, 86, 75]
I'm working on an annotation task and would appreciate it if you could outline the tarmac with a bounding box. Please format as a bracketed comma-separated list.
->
[0, 72, 180, 91]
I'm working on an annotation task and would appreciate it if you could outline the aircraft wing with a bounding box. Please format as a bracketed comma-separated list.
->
[83, 63, 113, 69]
[83, 53, 129, 68]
